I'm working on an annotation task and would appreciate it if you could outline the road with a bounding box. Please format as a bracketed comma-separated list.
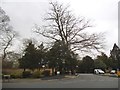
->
[2, 74, 118, 88]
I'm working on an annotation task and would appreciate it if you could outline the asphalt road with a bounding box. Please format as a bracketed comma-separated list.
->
[2, 74, 118, 88]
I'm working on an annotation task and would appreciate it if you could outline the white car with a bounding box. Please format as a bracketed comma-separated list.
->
[94, 69, 105, 74]
[110, 70, 116, 74]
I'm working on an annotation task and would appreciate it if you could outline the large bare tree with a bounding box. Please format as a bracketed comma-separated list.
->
[0, 7, 18, 61]
[34, 2, 105, 53]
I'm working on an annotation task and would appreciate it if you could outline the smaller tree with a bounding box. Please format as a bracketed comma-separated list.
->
[64, 51, 78, 74]
[47, 41, 64, 75]
[19, 41, 37, 72]
[36, 43, 48, 70]
[2, 51, 21, 69]
[108, 56, 118, 70]
[94, 59, 107, 70]
[96, 53, 110, 69]
[79, 56, 94, 73]
[18, 57, 26, 72]
[110, 43, 120, 69]
[47, 40, 78, 75]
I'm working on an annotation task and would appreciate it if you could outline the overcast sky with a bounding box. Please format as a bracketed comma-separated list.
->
[1, 0, 119, 56]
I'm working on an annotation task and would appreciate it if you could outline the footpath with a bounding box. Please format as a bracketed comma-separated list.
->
[2, 75, 77, 83]
[99, 73, 118, 78]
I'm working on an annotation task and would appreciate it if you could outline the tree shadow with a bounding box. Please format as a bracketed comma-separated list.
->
[41, 75, 65, 80]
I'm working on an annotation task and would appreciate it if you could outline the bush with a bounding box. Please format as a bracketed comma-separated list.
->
[22, 71, 32, 78]
[2, 69, 23, 79]
[42, 70, 50, 77]
[32, 71, 41, 78]
[10, 72, 22, 79]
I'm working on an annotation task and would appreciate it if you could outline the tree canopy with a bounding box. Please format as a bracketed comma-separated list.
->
[34, 1, 104, 54]
[0, 7, 18, 61]
[47, 40, 78, 75]
[78, 56, 94, 73]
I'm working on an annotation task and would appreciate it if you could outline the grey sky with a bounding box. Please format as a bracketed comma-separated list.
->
[1, 0, 119, 56]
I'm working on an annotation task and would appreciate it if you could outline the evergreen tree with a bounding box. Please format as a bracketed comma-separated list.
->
[94, 59, 107, 70]
[79, 56, 94, 73]
[19, 41, 37, 71]
[109, 43, 120, 69]
[36, 43, 48, 70]
[96, 53, 109, 69]
[47, 40, 78, 75]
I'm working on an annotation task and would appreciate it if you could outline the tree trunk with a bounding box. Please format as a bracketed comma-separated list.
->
[52, 68, 55, 76]
[23, 68, 26, 72]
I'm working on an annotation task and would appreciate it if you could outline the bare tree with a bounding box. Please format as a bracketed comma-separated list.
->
[0, 7, 10, 33]
[1, 30, 18, 60]
[0, 7, 18, 61]
[34, 2, 105, 53]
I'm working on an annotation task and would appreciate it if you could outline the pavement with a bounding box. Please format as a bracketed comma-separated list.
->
[2, 75, 77, 83]
[2, 74, 119, 88]
[98, 73, 118, 78]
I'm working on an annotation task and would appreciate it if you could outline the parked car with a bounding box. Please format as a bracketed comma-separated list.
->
[110, 70, 116, 74]
[94, 69, 105, 74]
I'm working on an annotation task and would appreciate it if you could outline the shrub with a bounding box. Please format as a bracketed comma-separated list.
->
[117, 71, 120, 78]
[42, 70, 50, 77]
[22, 71, 32, 78]
[32, 71, 41, 78]
[10, 72, 22, 79]
[2, 69, 23, 79]
[10, 74, 15, 79]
